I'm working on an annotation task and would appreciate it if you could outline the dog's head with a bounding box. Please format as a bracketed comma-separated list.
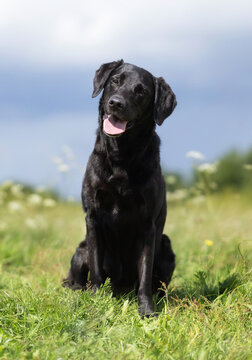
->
[92, 60, 177, 137]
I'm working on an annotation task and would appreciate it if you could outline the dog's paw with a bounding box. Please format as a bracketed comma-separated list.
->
[62, 278, 85, 291]
[138, 301, 156, 317]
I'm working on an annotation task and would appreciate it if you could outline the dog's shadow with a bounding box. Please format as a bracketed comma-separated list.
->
[154, 271, 242, 313]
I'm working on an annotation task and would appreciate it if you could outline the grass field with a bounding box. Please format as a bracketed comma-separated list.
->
[0, 183, 251, 359]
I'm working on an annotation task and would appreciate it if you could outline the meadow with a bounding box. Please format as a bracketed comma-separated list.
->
[0, 181, 251, 359]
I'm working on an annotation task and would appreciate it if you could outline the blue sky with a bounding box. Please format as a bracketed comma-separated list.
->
[0, 0, 252, 197]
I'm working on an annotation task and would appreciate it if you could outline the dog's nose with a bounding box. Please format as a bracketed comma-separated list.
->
[108, 96, 125, 111]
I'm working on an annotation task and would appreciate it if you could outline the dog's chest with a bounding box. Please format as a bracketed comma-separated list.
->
[95, 173, 142, 221]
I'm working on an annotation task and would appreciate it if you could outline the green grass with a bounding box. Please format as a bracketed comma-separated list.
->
[0, 187, 251, 359]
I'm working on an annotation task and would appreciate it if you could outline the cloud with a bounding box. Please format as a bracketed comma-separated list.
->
[1, 0, 252, 68]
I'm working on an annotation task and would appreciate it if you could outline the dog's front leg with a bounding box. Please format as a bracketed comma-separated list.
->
[138, 225, 155, 316]
[86, 214, 104, 291]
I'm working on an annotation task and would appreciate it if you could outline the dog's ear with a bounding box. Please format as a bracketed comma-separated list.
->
[154, 77, 177, 125]
[92, 60, 124, 98]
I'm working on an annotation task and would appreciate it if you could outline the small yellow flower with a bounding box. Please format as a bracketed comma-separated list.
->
[204, 239, 213, 247]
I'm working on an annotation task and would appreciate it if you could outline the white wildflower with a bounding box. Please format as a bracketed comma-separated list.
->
[43, 198, 56, 207]
[166, 189, 187, 202]
[191, 195, 206, 205]
[197, 162, 217, 174]
[28, 194, 42, 206]
[8, 201, 23, 212]
[186, 151, 205, 161]
[173, 189, 187, 200]
[57, 163, 70, 172]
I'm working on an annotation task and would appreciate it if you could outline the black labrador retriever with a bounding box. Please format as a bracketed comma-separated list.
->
[64, 60, 176, 316]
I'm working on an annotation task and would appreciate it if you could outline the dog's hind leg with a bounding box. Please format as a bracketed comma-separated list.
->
[153, 234, 175, 292]
[63, 239, 89, 290]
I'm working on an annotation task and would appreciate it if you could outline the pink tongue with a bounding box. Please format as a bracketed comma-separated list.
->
[103, 115, 127, 135]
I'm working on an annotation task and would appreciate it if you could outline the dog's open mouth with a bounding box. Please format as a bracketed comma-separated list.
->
[103, 114, 127, 137]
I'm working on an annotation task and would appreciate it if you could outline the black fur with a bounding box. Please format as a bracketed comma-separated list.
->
[63, 60, 177, 316]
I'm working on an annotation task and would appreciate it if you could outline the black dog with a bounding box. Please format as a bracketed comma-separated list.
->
[64, 60, 176, 316]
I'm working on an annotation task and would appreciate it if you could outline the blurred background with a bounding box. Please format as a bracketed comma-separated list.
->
[0, 0, 252, 198]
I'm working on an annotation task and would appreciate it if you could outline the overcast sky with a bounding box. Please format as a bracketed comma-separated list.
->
[0, 0, 252, 197]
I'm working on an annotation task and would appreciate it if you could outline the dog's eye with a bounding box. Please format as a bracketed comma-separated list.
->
[134, 84, 145, 96]
[111, 77, 119, 85]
